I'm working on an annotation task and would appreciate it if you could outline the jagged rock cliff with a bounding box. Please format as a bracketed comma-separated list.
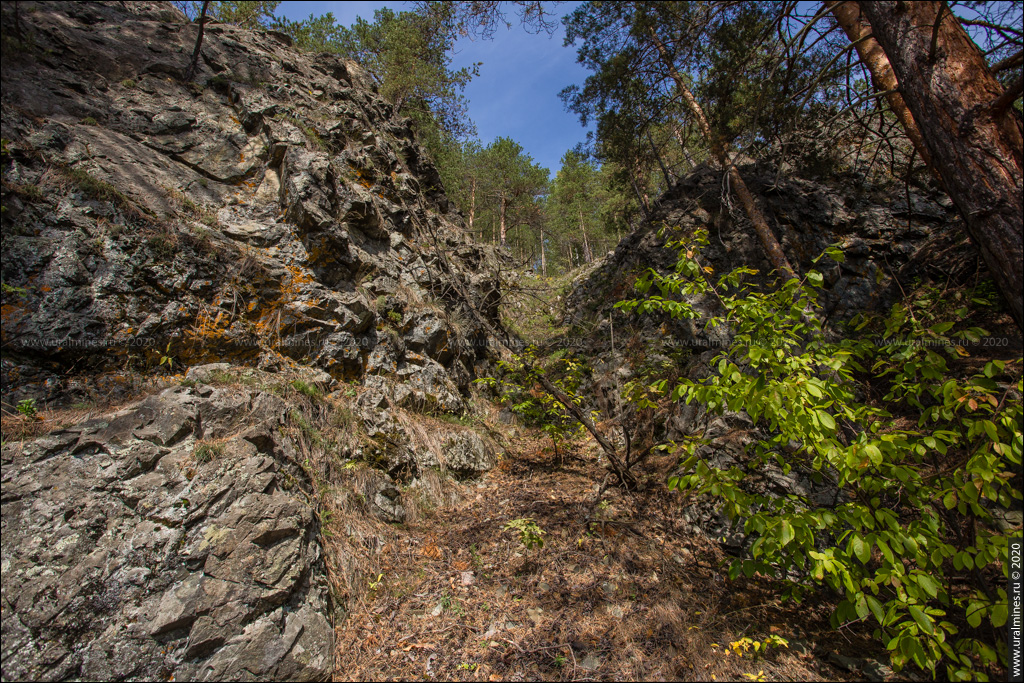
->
[567, 161, 967, 331]
[1, 2, 508, 680]
[1, 1, 504, 411]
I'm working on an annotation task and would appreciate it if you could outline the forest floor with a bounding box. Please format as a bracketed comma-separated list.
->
[331, 421, 899, 682]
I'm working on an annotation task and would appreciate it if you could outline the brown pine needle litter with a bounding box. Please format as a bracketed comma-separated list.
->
[328, 425, 884, 682]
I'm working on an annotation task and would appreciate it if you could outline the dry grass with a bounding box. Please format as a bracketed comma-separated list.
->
[0, 382, 169, 444]
[1, 405, 97, 442]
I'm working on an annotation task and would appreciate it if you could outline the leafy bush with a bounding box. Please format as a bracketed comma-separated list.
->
[618, 227, 1022, 680]
[476, 346, 594, 458]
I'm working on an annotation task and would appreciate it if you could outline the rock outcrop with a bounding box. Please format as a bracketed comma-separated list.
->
[1, 3, 508, 680]
[567, 162, 966, 331]
[0, 0, 505, 413]
[565, 161, 972, 546]
[1, 385, 333, 681]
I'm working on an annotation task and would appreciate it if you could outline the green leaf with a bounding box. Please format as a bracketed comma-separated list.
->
[966, 602, 983, 628]
[865, 595, 885, 623]
[916, 574, 940, 599]
[909, 605, 934, 634]
[817, 411, 836, 431]
[877, 539, 895, 564]
[780, 521, 795, 547]
[854, 595, 870, 620]
[851, 536, 871, 564]
[990, 603, 1008, 628]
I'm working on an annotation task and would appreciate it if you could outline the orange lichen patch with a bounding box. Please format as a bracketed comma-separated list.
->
[184, 305, 234, 354]
[249, 264, 321, 349]
[348, 163, 376, 190]
[1, 304, 28, 338]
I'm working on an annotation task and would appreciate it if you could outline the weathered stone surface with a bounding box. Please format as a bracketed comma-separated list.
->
[566, 162, 967, 333]
[0, 387, 333, 681]
[0, 0, 508, 408]
[442, 431, 496, 477]
[563, 163, 966, 553]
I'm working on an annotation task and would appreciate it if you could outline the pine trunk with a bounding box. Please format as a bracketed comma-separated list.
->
[648, 27, 797, 280]
[859, 1, 1023, 330]
[825, 0, 934, 170]
[539, 227, 547, 276]
[579, 209, 593, 262]
[499, 195, 508, 246]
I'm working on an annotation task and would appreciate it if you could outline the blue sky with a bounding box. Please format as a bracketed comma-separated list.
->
[275, 1, 594, 175]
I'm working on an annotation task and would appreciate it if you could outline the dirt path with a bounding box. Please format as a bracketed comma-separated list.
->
[331, 427, 872, 682]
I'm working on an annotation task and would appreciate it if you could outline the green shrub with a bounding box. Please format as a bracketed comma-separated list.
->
[618, 227, 1022, 681]
[476, 347, 593, 459]
[503, 517, 546, 551]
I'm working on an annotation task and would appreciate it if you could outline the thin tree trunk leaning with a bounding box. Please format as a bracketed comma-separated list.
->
[825, 0, 935, 171]
[468, 178, 476, 232]
[858, 1, 1024, 331]
[647, 27, 797, 280]
[534, 374, 636, 486]
[648, 129, 673, 188]
[671, 121, 697, 171]
[184, 0, 210, 82]
[630, 177, 651, 220]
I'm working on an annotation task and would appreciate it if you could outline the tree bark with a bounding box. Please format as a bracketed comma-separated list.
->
[858, 1, 1023, 330]
[184, 0, 210, 82]
[578, 208, 593, 262]
[499, 195, 507, 246]
[647, 26, 797, 280]
[539, 226, 547, 276]
[467, 178, 476, 233]
[630, 177, 651, 220]
[647, 129, 673, 188]
[671, 121, 697, 171]
[825, 1, 935, 171]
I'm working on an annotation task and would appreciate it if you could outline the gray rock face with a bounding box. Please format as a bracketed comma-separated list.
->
[442, 431, 497, 477]
[0, 386, 333, 681]
[0, 1, 509, 409]
[353, 376, 495, 480]
[566, 162, 966, 334]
